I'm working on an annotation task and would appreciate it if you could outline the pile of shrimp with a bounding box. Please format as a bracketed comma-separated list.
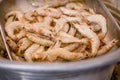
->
[5, 1, 118, 62]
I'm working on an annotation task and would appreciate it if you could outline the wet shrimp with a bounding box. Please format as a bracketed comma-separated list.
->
[97, 39, 118, 56]
[59, 7, 80, 16]
[68, 26, 76, 36]
[26, 33, 54, 46]
[41, 48, 86, 62]
[5, 21, 23, 41]
[24, 44, 40, 62]
[17, 38, 33, 55]
[63, 43, 79, 51]
[5, 11, 24, 22]
[6, 37, 18, 52]
[25, 10, 37, 21]
[5, 16, 14, 26]
[61, 23, 70, 33]
[59, 32, 88, 44]
[73, 23, 100, 56]
[86, 14, 107, 39]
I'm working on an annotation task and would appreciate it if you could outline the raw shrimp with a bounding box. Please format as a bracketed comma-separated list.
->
[26, 33, 54, 46]
[63, 43, 79, 51]
[11, 52, 24, 61]
[59, 7, 80, 16]
[17, 38, 33, 55]
[59, 31, 88, 44]
[6, 37, 18, 52]
[42, 48, 86, 62]
[73, 23, 100, 56]
[61, 23, 70, 33]
[5, 11, 24, 22]
[16, 30, 26, 40]
[86, 14, 107, 39]
[5, 16, 14, 26]
[97, 39, 118, 56]
[24, 44, 40, 62]
[5, 21, 23, 41]
[68, 26, 76, 36]
[24, 22, 52, 37]
[25, 10, 37, 21]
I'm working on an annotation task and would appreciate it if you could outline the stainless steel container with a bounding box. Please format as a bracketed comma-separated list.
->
[0, 0, 120, 80]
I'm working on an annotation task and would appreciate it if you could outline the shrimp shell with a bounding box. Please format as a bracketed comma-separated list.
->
[24, 44, 40, 62]
[73, 23, 100, 56]
[68, 26, 76, 36]
[59, 32, 88, 44]
[63, 43, 79, 51]
[87, 14, 107, 39]
[44, 48, 86, 62]
[26, 33, 54, 46]
[5, 21, 23, 41]
[97, 39, 118, 56]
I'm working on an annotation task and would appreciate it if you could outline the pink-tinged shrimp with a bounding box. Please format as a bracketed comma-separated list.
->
[86, 14, 107, 39]
[16, 30, 26, 40]
[54, 17, 67, 33]
[11, 52, 24, 61]
[61, 23, 70, 33]
[74, 44, 87, 53]
[5, 16, 14, 26]
[5, 11, 24, 22]
[5, 21, 23, 41]
[24, 10, 37, 21]
[6, 37, 18, 52]
[26, 33, 54, 46]
[47, 8, 62, 18]
[59, 7, 80, 16]
[62, 15, 82, 23]
[43, 48, 86, 62]
[35, 6, 48, 16]
[63, 43, 79, 51]
[97, 39, 118, 56]
[73, 23, 100, 56]
[37, 16, 44, 22]
[24, 22, 52, 37]
[68, 26, 76, 36]
[17, 38, 33, 55]
[66, 2, 83, 10]
[24, 44, 40, 62]
[43, 16, 53, 26]
[59, 32, 88, 44]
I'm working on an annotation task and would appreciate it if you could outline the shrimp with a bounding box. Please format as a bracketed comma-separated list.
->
[11, 52, 25, 61]
[86, 14, 107, 39]
[63, 43, 79, 51]
[54, 17, 67, 33]
[43, 16, 53, 26]
[26, 33, 54, 46]
[61, 23, 70, 33]
[17, 38, 33, 55]
[5, 21, 23, 41]
[5, 11, 24, 22]
[5, 16, 14, 26]
[24, 22, 52, 37]
[42, 48, 86, 62]
[16, 30, 26, 40]
[59, 7, 80, 16]
[73, 23, 100, 56]
[74, 44, 87, 53]
[24, 10, 37, 21]
[97, 39, 118, 56]
[6, 37, 18, 52]
[47, 8, 62, 18]
[59, 32, 88, 44]
[68, 26, 76, 36]
[24, 44, 40, 62]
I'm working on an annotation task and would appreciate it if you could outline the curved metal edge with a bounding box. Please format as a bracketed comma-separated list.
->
[0, 0, 119, 72]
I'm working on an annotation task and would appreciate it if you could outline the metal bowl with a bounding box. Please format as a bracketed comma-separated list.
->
[0, 0, 120, 80]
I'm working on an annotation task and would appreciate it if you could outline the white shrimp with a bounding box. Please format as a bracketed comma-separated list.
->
[17, 38, 33, 55]
[68, 26, 76, 36]
[5, 11, 24, 22]
[43, 48, 86, 62]
[6, 37, 18, 52]
[24, 44, 40, 62]
[54, 17, 67, 33]
[73, 23, 100, 56]
[61, 23, 70, 33]
[59, 7, 80, 16]
[25, 10, 37, 21]
[5, 21, 23, 41]
[63, 43, 79, 51]
[5, 16, 14, 26]
[59, 32, 88, 44]
[11, 52, 25, 61]
[97, 39, 118, 56]
[16, 30, 26, 40]
[24, 22, 52, 37]
[86, 14, 107, 39]
[26, 33, 54, 46]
